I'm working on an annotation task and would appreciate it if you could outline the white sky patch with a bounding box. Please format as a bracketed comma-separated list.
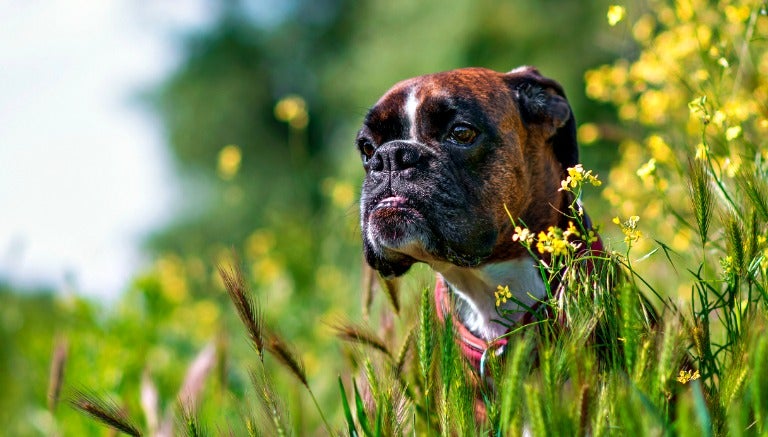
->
[0, 1, 213, 299]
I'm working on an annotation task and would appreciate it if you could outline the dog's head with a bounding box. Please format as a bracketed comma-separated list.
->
[357, 66, 577, 278]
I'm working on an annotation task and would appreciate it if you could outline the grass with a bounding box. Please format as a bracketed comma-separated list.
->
[65, 154, 768, 435]
[64, 2, 768, 434]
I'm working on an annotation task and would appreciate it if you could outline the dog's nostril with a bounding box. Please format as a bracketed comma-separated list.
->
[369, 154, 384, 172]
[369, 142, 422, 173]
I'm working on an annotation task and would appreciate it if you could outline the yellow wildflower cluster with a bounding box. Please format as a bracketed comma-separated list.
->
[676, 369, 701, 384]
[217, 144, 242, 180]
[559, 164, 603, 193]
[536, 224, 582, 257]
[607, 5, 626, 26]
[613, 215, 643, 246]
[720, 255, 736, 278]
[495, 285, 513, 307]
[274, 94, 309, 129]
[588, 0, 768, 283]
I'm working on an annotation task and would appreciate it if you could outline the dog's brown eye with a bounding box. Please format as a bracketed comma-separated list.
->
[449, 125, 478, 145]
[359, 139, 375, 160]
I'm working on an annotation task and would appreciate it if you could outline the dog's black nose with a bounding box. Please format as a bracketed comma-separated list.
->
[369, 141, 422, 173]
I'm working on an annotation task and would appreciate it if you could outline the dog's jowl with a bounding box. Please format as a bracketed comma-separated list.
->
[357, 66, 600, 370]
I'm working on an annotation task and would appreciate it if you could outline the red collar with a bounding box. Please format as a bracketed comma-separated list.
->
[434, 274, 497, 370]
[434, 224, 605, 373]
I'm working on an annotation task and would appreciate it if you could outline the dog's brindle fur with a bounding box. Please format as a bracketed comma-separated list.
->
[358, 66, 580, 342]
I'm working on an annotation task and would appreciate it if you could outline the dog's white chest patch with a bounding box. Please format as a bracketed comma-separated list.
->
[434, 257, 547, 341]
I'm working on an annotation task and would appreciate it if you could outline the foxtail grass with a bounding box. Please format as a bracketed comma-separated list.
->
[688, 159, 715, 247]
[69, 389, 142, 437]
[218, 262, 264, 361]
[178, 403, 207, 437]
[250, 368, 290, 437]
[332, 321, 392, 359]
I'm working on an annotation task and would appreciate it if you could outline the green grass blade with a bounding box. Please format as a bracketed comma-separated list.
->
[353, 378, 373, 437]
[338, 377, 358, 437]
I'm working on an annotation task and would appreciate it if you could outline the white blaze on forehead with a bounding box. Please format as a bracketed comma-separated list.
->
[404, 87, 420, 140]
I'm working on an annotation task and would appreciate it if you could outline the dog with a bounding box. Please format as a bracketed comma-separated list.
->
[357, 66, 603, 371]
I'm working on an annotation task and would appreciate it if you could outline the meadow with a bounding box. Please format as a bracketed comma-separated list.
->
[4, 0, 768, 435]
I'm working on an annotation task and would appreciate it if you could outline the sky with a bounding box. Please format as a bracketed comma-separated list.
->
[0, 1, 214, 298]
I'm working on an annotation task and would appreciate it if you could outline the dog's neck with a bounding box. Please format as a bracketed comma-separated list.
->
[430, 256, 547, 341]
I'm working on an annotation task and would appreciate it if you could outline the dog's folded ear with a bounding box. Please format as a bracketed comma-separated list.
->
[506, 66, 578, 170]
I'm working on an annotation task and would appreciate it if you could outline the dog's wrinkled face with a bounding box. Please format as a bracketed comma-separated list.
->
[358, 67, 577, 278]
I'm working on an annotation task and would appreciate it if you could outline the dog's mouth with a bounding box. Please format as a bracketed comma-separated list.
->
[365, 195, 432, 254]
[373, 196, 410, 211]
[369, 196, 425, 222]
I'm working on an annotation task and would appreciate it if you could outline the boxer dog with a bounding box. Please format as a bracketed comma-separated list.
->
[357, 66, 601, 370]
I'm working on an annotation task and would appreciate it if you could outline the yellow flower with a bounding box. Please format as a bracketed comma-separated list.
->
[563, 221, 581, 239]
[632, 14, 654, 42]
[638, 89, 673, 125]
[676, 369, 701, 384]
[724, 5, 751, 24]
[559, 164, 602, 193]
[636, 158, 657, 181]
[607, 5, 626, 26]
[577, 123, 600, 144]
[586, 229, 599, 244]
[647, 135, 673, 163]
[712, 111, 727, 127]
[725, 125, 742, 141]
[695, 143, 709, 161]
[217, 144, 242, 180]
[274, 95, 309, 129]
[688, 95, 707, 115]
[614, 215, 642, 245]
[512, 226, 535, 246]
[536, 226, 578, 256]
[536, 231, 549, 255]
[495, 285, 513, 307]
[721, 255, 735, 277]
[692, 69, 709, 83]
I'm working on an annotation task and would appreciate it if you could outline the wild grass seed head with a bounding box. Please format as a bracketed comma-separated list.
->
[70, 389, 142, 437]
[418, 286, 434, 393]
[688, 159, 715, 246]
[394, 327, 413, 375]
[249, 368, 290, 437]
[332, 321, 392, 358]
[218, 263, 264, 361]
[177, 402, 207, 437]
[737, 170, 768, 221]
[266, 333, 308, 388]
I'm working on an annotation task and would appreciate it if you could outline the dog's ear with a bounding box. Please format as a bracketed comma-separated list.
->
[506, 66, 578, 170]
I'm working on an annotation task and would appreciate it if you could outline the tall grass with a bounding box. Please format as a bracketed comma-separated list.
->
[67, 150, 768, 436]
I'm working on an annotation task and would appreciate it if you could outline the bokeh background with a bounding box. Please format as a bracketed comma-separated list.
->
[4, 0, 755, 434]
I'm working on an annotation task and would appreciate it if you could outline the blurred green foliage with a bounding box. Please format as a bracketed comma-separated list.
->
[1, 0, 649, 434]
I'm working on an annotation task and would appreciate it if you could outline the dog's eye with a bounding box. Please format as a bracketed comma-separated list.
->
[448, 124, 478, 145]
[358, 139, 375, 161]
